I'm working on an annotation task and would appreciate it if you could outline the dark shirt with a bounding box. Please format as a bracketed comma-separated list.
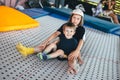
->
[103, 2, 115, 11]
[57, 24, 85, 42]
[57, 34, 78, 56]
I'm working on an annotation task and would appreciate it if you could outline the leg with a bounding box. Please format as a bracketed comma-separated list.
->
[67, 58, 76, 74]
[35, 39, 59, 53]
[16, 42, 44, 57]
[67, 58, 79, 74]
[60, 0, 65, 7]
[43, 43, 57, 54]
[48, 49, 66, 58]
[37, 49, 67, 60]
[10, 0, 17, 7]
[5, 0, 11, 7]
[109, 13, 119, 24]
[37, 43, 57, 59]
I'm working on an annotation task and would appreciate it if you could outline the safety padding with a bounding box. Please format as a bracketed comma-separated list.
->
[112, 29, 120, 36]
[44, 7, 72, 18]
[20, 8, 50, 19]
[44, 7, 120, 34]
[117, 15, 120, 22]
[84, 15, 120, 33]
[0, 6, 39, 32]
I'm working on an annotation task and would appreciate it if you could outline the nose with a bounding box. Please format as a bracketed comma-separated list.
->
[67, 31, 71, 34]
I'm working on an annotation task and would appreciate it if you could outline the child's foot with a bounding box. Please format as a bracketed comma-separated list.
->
[67, 66, 78, 75]
[67, 67, 74, 74]
[37, 53, 48, 60]
[68, 59, 80, 75]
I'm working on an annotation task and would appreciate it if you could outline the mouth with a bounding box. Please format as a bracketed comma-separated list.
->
[66, 35, 72, 39]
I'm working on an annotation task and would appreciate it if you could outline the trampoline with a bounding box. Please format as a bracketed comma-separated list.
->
[0, 15, 120, 80]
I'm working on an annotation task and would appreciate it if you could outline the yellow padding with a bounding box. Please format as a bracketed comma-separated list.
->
[0, 6, 39, 32]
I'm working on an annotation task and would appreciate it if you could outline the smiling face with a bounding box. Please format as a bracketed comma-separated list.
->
[63, 26, 75, 39]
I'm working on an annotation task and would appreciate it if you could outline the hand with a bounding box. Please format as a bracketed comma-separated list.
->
[38, 45, 45, 50]
[37, 42, 47, 51]
[68, 50, 80, 61]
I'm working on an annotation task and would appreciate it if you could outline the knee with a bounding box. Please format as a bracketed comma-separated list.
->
[49, 43, 56, 48]
[57, 49, 64, 53]
[57, 49, 64, 55]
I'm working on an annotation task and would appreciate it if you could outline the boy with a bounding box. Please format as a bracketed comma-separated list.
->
[37, 22, 77, 60]
[36, 22, 81, 74]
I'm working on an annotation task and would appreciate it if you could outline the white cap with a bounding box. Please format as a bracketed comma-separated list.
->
[72, 9, 84, 17]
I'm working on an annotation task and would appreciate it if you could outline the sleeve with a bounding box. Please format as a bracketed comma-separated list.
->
[79, 27, 85, 40]
[74, 26, 85, 42]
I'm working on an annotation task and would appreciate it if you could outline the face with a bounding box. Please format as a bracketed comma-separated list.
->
[71, 14, 82, 26]
[111, 0, 115, 5]
[63, 26, 75, 39]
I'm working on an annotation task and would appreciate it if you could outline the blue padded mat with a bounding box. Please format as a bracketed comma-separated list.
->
[84, 15, 120, 33]
[117, 15, 120, 22]
[20, 8, 50, 19]
[50, 13, 68, 21]
[112, 29, 120, 36]
[44, 7, 71, 18]
[44, 7, 120, 35]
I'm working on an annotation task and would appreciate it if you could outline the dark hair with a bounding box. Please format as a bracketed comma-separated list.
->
[62, 22, 76, 31]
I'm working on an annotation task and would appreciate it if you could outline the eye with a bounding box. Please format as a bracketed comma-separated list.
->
[71, 30, 74, 32]
[77, 18, 80, 20]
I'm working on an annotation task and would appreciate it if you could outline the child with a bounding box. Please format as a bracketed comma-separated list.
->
[37, 22, 77, 60]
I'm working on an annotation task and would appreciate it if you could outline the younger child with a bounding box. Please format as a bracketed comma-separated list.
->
[37, 22, 78, 60]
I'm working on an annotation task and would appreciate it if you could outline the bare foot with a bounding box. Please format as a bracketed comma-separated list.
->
[68, 58, 80, 75]
[67, 66, 77, 75]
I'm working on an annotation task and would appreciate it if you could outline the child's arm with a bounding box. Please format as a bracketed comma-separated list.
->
[40, 31, 61, 49]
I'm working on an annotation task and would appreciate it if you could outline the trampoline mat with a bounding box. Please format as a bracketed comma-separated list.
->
[0, 15, 120, 80]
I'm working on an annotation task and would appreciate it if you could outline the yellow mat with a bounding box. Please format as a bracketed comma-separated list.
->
[0, 6, 39, 32]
